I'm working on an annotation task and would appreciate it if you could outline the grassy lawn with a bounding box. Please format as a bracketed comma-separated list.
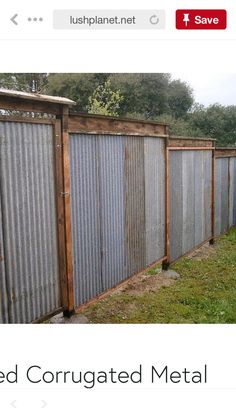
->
[82, 228, 236, 323]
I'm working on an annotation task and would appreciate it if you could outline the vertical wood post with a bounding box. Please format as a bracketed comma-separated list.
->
[210, 145, 216, 245]
[54, 119, 68, 309]
[162, 130, 170, 270]
[227, 156, 231, 231]
[60, 106, 74, 313]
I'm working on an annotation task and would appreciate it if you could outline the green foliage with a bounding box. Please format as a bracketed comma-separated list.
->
[87, 80, 123, 116]
[109, 73, 193, 118]
[47, 73, 109, 112]
[156, 113, 204, 137]
[167, 79, 194, 118]
[0, 73, 48, 93]
[186, 103, 236, 146]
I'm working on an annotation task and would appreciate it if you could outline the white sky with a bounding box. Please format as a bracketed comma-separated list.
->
[171, 73, 236, 107]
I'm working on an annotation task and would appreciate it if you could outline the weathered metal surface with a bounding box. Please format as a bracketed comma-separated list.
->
[70, 134, 102, 307]
[170, 150, 212, 261]
[144, 137, 165, 265]
[229, 157, 236, 228]
[215, 158, 229, 236]
[125, 137, 145, 276]
[0, 121, 61, 323]
[69, 133, 166, 306]
[98, 135, 127, 291]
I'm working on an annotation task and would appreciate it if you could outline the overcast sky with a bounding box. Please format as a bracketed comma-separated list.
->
[171, 73, 236, 107]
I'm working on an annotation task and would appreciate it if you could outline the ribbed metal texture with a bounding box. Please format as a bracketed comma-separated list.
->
[229, 157, 236, 228]
[215, 158, 229, 236]
[0, 193, 8, 323]
[70, 134, 102, 307]
[125, 137, 146, 276]
[144, 137, 165, 265]
[170, 150, 212, 261]
[70, 134, 166, 307]
[0, 121, 61, 323]
[99, 135, 127, 291]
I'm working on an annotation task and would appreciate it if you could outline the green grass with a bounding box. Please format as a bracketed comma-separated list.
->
[82, 228, 236, 323]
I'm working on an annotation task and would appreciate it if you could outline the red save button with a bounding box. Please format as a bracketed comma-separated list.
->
[176, 10, 227, 30]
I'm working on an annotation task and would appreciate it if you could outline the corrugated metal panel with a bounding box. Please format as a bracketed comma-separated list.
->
[170, 150, 212, 261]
[70, 133, 166, 307]
[98, 135, 127, 291]
[0, 121, 61, 323]
[170, 151, 183, 261]
[144, 137, 165, 265]
[125, 137, 145, 276]
[182, 151, 195, 254]
[215, 158, 229, 236]
[204, 151, 213, 239]
[229, 157, 236, 228]
[70, 134, 102, 307]
[0, 193, 9, 323]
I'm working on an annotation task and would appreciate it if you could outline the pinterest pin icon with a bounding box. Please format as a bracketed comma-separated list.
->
[183, 13, 190, 27]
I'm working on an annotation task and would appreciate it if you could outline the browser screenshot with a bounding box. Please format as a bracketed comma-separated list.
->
[0, 0, 236, 417]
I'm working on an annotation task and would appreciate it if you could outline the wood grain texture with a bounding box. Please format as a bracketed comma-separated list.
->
[54, 119, 69, 309]
[61, 107, 74, 312]
[215, 148, 236, 158]
[69, 114, 167, 137]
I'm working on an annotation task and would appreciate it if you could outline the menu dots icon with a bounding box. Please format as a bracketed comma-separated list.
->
[28, 17, 43, 22]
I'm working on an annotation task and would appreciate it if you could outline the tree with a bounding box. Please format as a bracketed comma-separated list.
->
[47, 73, 110, 112]
[187, 104, 236, 146]
[87, 80, 123, 116]
[109, 73, 170, 118]
[109, 73, 193, 119]
[0, 73, 48, 92]
[156, 113, 204, 137]
[167, 79, 193, 118]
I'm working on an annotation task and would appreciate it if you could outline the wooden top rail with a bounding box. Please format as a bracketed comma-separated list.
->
[215, 148, 236, 158]
[68, 113, 168, 137]
[168, 136, 216, 148]
[0, 89, 75, 115]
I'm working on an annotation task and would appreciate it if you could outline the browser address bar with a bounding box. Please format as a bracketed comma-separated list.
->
[53, 10, 165, 30]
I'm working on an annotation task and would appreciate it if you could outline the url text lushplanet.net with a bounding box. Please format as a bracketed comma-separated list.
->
[69, 15, 137, 26]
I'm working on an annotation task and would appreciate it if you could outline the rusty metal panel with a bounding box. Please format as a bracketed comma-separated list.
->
[0, 121, 61, 323]
[229, 157, 236, 228]
[125, 137, 145, 276]
[70, 134, 102, 307]
[144, 137, 165, 265]
[215, 158, 229, 236]
[170, 150, 212, 261]
[98, 135, 127, 291]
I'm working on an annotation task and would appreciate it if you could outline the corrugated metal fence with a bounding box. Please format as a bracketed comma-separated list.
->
[0, 120, 62, 323]
[215, 156, 236, 236]
[169, 150, 212, 261]
[0, 90, 236, 322]
[69, 133, 165, 306]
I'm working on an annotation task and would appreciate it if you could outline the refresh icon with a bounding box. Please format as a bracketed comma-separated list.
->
[150, 15, 160, 25]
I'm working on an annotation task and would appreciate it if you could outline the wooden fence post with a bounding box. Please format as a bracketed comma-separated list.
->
[210, 145, 216, 245]
[60, 106, 74, 314]
[162, 129, 171, 270]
